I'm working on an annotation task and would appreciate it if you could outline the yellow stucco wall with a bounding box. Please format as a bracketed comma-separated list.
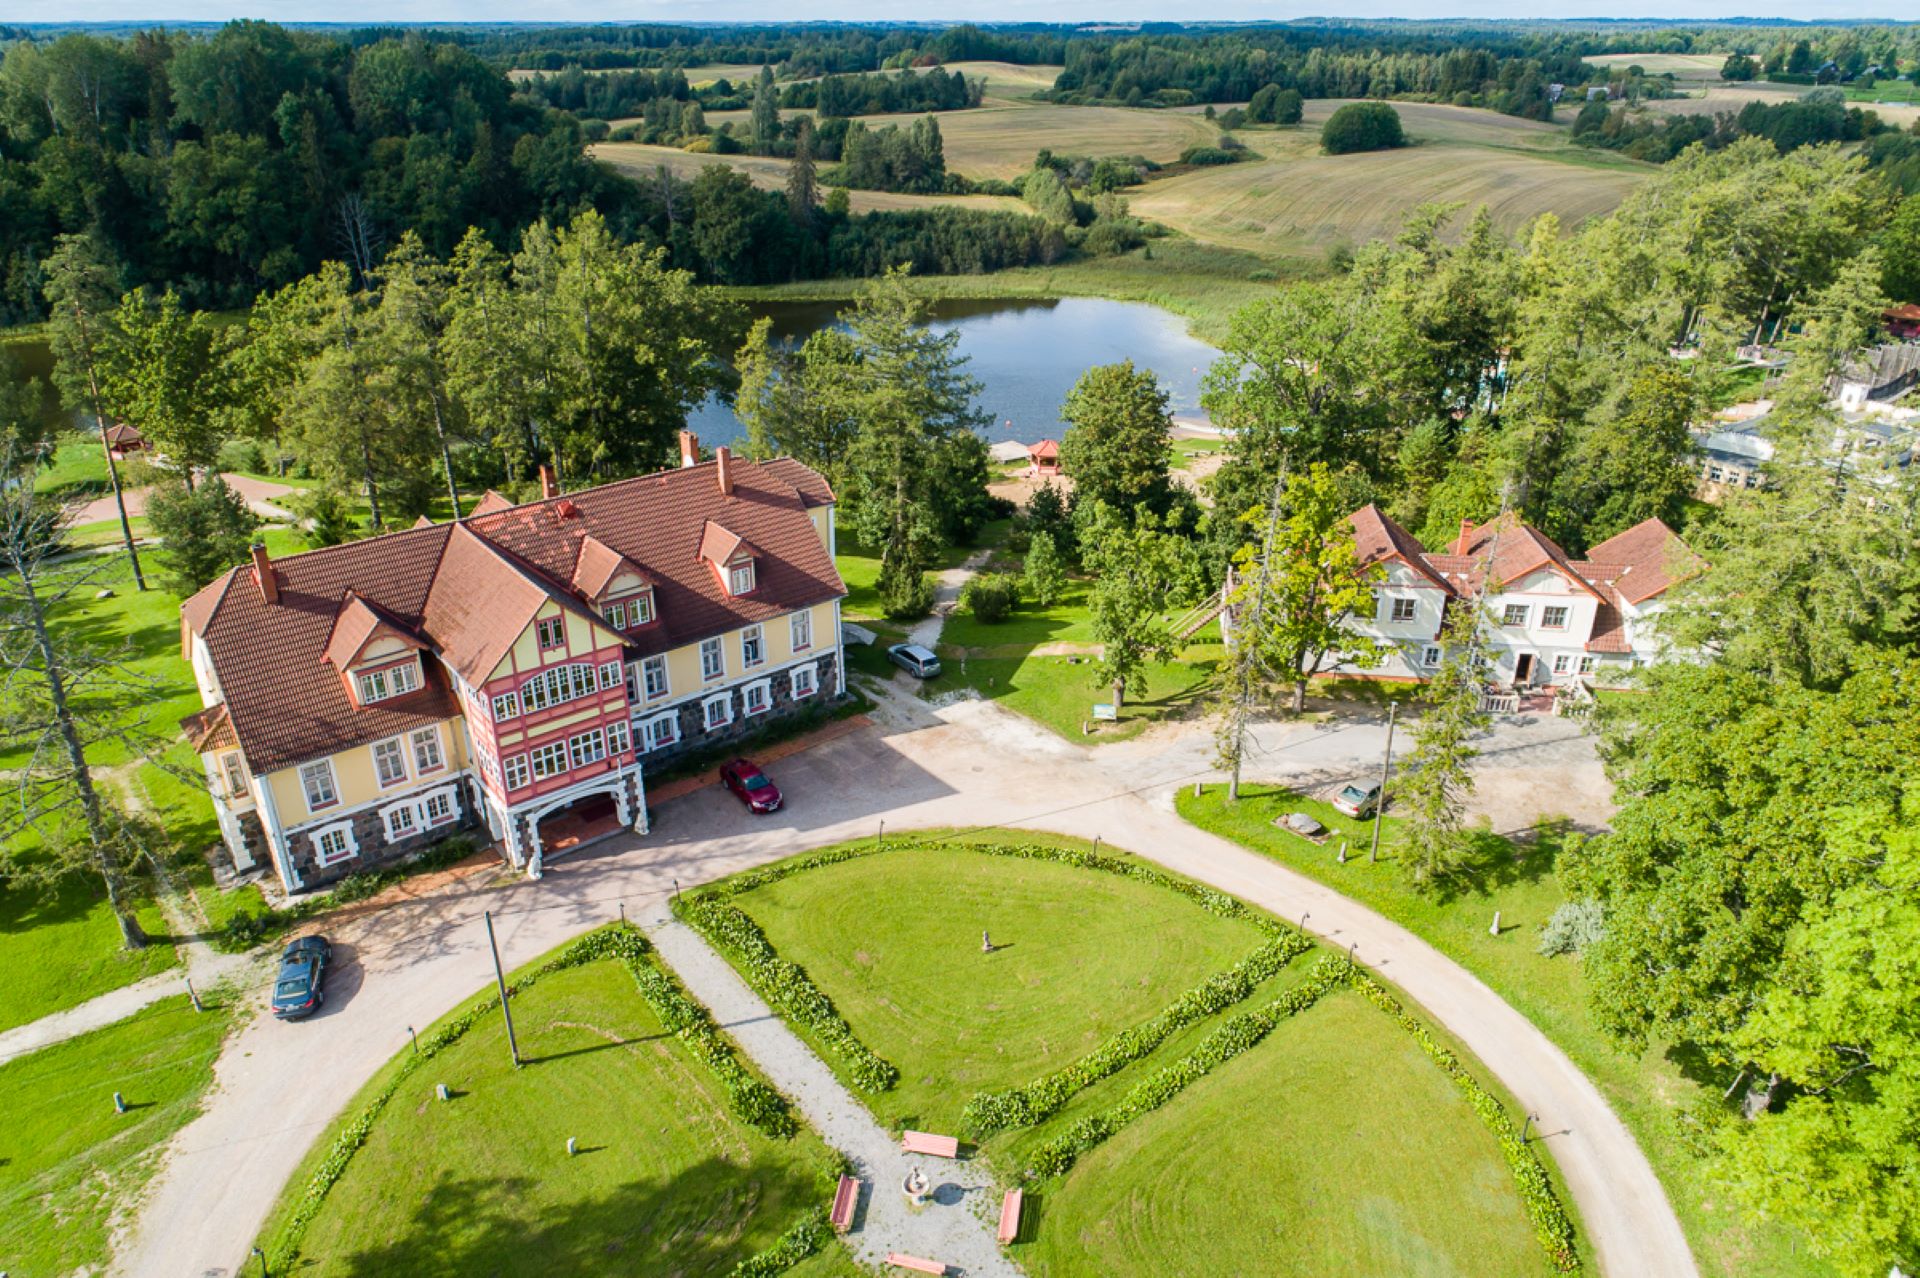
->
[638, 602, 835, 710]
[265, 718, 469, 826]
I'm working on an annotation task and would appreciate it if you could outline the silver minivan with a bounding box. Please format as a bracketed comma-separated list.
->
[887, 643, 942, 678]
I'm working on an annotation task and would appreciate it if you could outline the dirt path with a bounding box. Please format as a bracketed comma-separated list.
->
[70, 472, 302, 526]
[115, 693, 1685, 1278]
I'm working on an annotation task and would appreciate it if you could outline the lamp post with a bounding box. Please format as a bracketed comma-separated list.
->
[252, 1245, 269, 1276]
[484, 911, 521, 1067]
[1369, 701, 1396, 863]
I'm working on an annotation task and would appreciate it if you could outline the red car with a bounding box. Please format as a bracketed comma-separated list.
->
[720, 758, 783, 814]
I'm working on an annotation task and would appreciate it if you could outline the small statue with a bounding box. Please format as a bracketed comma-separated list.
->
[982, 929, 993, 954]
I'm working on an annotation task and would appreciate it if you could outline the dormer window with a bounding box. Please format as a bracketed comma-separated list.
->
[603, 589, 655, 631]
[537, 617, 565, 650]
[729, 561, 756, 596]
[355, 659, 421, 705]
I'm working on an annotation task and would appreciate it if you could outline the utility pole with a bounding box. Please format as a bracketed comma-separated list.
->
[484, 911, 521, 1067]
[1219, 468, 1288, 801]
[1369, 700, 1396, 863]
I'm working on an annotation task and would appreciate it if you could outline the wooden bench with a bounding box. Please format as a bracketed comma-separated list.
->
[900, 1129, 960, 1159]
[997, 1188, 1024, 1244]
[885, 1254, 946, 1275]
[829, 1175, 860, 1233]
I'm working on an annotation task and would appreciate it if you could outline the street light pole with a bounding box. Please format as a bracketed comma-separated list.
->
[252, 1245, 269, 1276]
[1369, 701, 1397, 863]
[484, 911, 521, 1067]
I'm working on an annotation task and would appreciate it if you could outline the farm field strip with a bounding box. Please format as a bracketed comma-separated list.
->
[590, 142, 1028, 214]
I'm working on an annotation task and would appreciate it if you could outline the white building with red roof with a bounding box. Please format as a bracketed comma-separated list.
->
[180, 436, 845, 893]
[1342, 505, 1702, 689]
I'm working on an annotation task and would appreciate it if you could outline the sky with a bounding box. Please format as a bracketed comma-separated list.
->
[7, 2, 1914, 24]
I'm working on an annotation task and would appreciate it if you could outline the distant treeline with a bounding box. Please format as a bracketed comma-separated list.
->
[520, 65, 985, 125]
[1573, 91, 1920, 191]
[784, 68, 985, 117]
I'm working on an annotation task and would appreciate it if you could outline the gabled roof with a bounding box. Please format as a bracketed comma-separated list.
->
[103, 423, 144, 446]
[761, 457, 835, 507]
[421, 523, 606, 686]
[1454, 513, 1607, 601]
[571, 534, 654, 600]
[321, 592, 428, 673]
[179, 702, 236, 753]
[469, 490, 514, 517]
[1349, 504, 1453, 593]
[1585, 518, 1702, 605]
[698, 520, 756, 566]
[1029, 439, 1060, 459]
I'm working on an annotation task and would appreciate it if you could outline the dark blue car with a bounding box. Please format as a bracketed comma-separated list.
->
[271, 935, 332, 1020]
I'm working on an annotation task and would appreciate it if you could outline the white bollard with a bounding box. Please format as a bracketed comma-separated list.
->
[1490, 910, 1501, 937]
[436, 1083, 450, 1102]
[113, 1091, 126, 1114]
[567, 1137, 578, 1157]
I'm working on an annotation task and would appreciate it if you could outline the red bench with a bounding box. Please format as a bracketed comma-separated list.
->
[900, 1129, 960, 1159]
[997, 1188, 1024, 1244]
[829, 1175, 860, 1233]
[885, 1254, 946, 1275]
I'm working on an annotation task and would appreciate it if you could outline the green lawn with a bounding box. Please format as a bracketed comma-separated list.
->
[735, 842, 1266, 1133]
[269, 958, 853, 1277]
[0, 994, 233, 1275]
[922, 640, 1221, 742]
[1022, 990, 1548, 1278]
[0, 874, 176, 1032]
[1177, 785, 1835, 1278]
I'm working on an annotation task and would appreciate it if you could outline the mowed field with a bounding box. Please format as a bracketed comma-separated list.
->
[1640, 81, 1920, 128]
[1132, 100, 1650, 258]
[591, 141, 1029, 213]
[1582, 51, 1728, 81]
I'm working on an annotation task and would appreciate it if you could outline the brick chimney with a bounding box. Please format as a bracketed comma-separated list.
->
[1455, 519, 1474, 556]
[679, 430, 700, 469]
[250, 542, 279, 605]
[715, 445, 734, 497]
[539, 465, 558, 501]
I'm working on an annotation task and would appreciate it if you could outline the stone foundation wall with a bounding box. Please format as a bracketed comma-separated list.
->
[644, 652, 842, 767]
[283, 776, 483, 893]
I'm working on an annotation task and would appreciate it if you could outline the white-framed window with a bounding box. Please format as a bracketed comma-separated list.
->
[790, 609, 812, 651]
[530, 740, 568, 779]
[521, 663, 597, 712]
[791, 664, 818, 699]
[743, 679, 771, 716]
[491, 690, 520, 721]
[700, 637, 725, 681]
[503, 753, 531, 791]
[1389, 597, 1417, 623]
[410, 726, 444, 774]
[1552, 654, 1573, 674]
[641, 711, 680, 753]
[221, 751, 247, 796]
[537, 616, 565, 649]
[372, 737, 408, 787]
[569, 728, 607, 769]
[300, 759, 339, 810]
[1502, 604, 1530, 627]
[604, 600, 629, 630]
[606, 720, 631, 756]
[422, 789, 455, 826]
[703, 692, 733, 731]
[310, 820, 358, 867]
[642, 655, 668, 700]
[628, 591, 654, 626]
[729, 561, 756, 595]
[1578, 656, 1597, 674]
[384, 802, 418, 841]
[355, 660, 420, 705]
[1420, 646, 1442, 669]
[741, 625, 764, 668]
[1541, 605, 1570, 630]
[599, 661, 623, 691]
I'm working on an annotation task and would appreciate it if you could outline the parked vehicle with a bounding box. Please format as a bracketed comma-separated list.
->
[1331, 781, 1382, 819]
[271, 935, 332, 1020]
[887, 643, 942, 678]
[720, 757, 783, 814]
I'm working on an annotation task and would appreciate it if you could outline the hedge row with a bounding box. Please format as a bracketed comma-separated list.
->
[264, 926, 793, 1270]
[1027, 955, 1349, 1177]
[1348, 971, 1581, 1273]
[960, 840, 1288, 938]
[963, 932, 1312, 1135]
[730, 1207, 831, 1277]
[675, 895, 901, 1093]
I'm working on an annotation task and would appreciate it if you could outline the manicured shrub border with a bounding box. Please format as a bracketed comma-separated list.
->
[963, 932, 1312, 1135]
[1348, 970, 1580, 1273]
[731, 1207, 830, 1277]
[263, 925, 795, 1270]
[1027, 955, 1349, 1177]
[676, 837, 1302, 1101]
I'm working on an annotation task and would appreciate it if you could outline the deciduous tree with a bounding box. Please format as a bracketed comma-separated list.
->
[1397, 595, 1491, 888]
[1058, 360, 1174, 520]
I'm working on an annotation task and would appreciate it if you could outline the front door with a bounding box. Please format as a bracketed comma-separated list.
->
[1514, 652, 1535, 686]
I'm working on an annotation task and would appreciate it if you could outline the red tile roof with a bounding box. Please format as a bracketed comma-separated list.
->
[761, 458, 835, 507]
[179, 702, 236, 753]
[1029, 439, 1060, 459]
[185, 457, 841, 774]
[570, 534, 653, 600]
[1455, 513, 1606, 600]
[1349, 504, 1454, 593]
[469, 490, 514, 517]
[320, 592, 426, 673]
[1585, 518, 1702, 605]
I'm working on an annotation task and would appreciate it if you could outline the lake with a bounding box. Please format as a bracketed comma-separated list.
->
[690, 296, 1221, 446]
[4, 296, 1223, 445]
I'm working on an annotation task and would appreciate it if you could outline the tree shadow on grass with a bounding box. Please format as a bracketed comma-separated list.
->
[310, 1158, 823, 1278]
[1424, 819, 1575, 906]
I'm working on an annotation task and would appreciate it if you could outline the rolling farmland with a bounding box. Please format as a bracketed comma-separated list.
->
[1581, 52, 1729, 81]
[1131, 101, 1650, 258]
[591, 142, 1029, 214]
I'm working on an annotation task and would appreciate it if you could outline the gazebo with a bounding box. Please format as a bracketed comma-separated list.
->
[103, 423, 148, 460]
[1027, 439, 1061, 477]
